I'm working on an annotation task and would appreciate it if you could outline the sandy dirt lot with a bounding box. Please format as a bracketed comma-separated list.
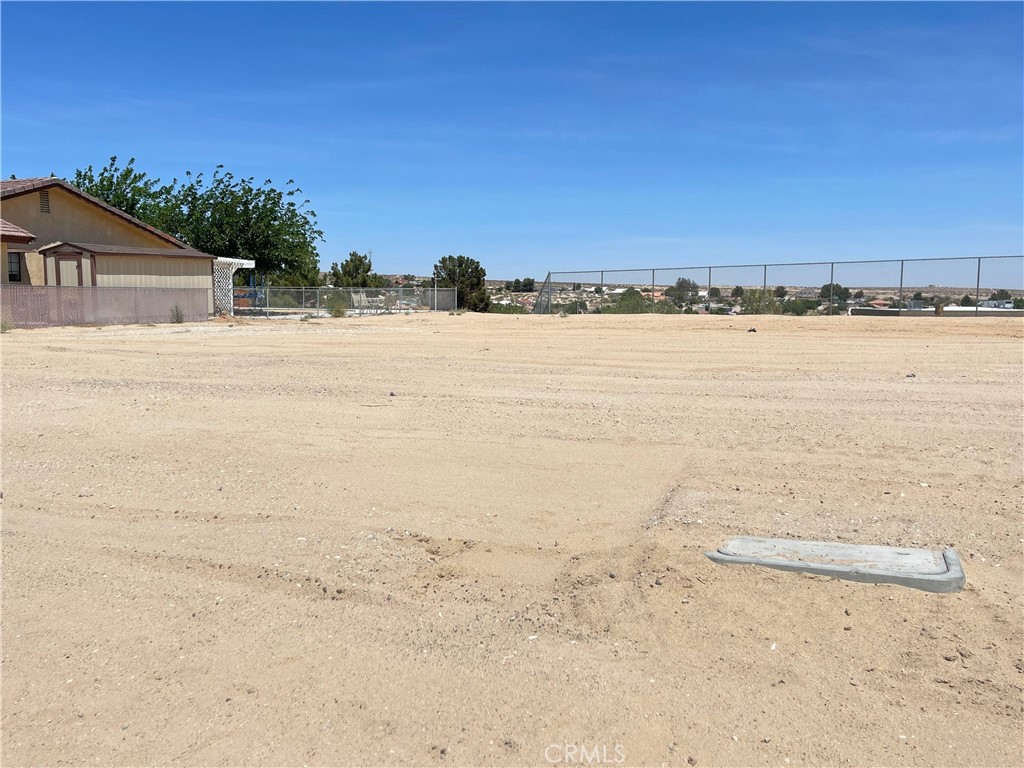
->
[2, 314, 1022, 767]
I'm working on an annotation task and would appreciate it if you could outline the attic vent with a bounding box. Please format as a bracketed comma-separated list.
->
[39, 190, 51, 213]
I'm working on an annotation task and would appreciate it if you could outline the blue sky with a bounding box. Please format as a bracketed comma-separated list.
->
[2, 2, 1022, 285]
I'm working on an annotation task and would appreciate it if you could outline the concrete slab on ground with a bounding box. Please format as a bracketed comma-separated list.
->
[706, 536, 966, 593]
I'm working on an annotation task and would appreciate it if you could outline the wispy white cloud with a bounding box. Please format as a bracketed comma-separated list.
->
[908, 127, 1022, 145]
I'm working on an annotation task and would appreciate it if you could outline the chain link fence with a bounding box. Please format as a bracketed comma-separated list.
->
[233, 286, 457, 317]
[534, 255, 1024, 316]
[0, 285, 210, 328]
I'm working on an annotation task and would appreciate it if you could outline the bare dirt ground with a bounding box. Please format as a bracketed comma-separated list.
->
[2, 314, 1022, 767]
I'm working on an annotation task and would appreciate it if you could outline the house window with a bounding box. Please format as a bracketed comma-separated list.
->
[8, 252, 23, 282]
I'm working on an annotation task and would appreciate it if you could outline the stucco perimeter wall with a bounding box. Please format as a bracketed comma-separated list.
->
[96, 255, 214, 313]
[1, 188, 172, 249]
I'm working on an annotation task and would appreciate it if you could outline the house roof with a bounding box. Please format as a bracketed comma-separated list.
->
[0, 177, 188, 248]
[38, 241, 216, 260]
[0, 218, 35, 244]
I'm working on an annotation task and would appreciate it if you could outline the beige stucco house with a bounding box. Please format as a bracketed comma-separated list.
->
[0, 177, 215, 312]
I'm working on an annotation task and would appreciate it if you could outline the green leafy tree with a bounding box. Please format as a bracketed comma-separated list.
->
[665, 277, 699, 306]
[330, 251, 375, 287]
[593, 285, 603, 295]
[730, 285, 745, 298]
[708, 287, 722, 299]
[71, 156, 178, 225]
[853, 290, 865, 299]
[506, 277, 535, 292]
[774, 285, 788, 299]
[740, 288, 782, 315]
[961, 294, 975, 307]
[180, 168, 319, 283]
[912, 291, 924, 301]
[782, 299, 808, 316]
[433, 255, 489, 311]
[604, 287, 647, 314]
[71, 157, 323, 284]
[990, 289, 1012, 301]
[1013, 298, 1024, 309]
[820, 283, 851, 303]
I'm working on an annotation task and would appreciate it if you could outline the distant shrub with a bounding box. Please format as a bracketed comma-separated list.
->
[330, 302, 347, 317]
[0, 319, 13, 333]
[489, 303, 527, 314]
[558, 300, 590, 314]
[170, 304, 185, 323]
[273, 294, 300, 309]
[598, 291, 679, 314]
[1014, 298, 1024, 309]
[782, 300, 808, 316]
[822, 303, 848, 315]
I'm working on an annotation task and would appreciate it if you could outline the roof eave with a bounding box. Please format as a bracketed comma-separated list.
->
[1, 179, 188, 248]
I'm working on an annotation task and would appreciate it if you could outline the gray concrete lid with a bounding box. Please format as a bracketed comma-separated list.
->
[706, 536, 965, 593]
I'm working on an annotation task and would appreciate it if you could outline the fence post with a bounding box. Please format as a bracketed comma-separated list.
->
[651, 269, 656, 313]
[763, 264, 767, 293]
[708, 266, 712, 311]
[898, 261, 905, 317]
[830, 263, 834, 315]
[316, 288, 321, 315]
[975, 257, 981, 315]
